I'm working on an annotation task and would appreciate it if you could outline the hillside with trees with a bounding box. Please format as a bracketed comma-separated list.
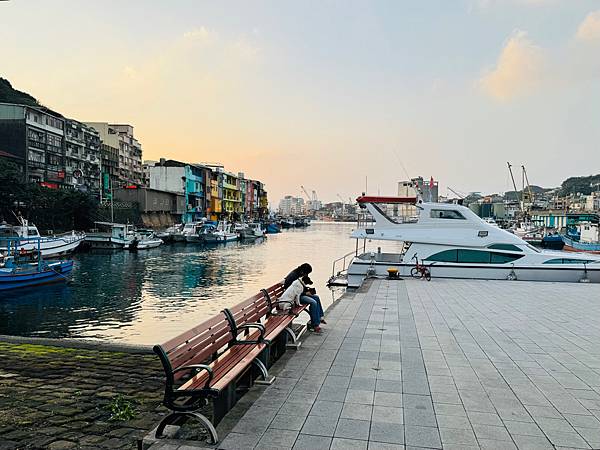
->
[559, 174, 600, 196]
[0, 78, 40, 106]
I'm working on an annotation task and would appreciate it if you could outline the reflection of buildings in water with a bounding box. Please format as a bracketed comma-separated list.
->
[0, 252, 145, 338]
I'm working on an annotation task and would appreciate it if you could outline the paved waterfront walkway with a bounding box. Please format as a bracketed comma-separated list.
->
[210, 278, 600, 450]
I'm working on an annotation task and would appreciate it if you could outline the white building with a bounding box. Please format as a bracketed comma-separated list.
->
[279, 195, 305, 216]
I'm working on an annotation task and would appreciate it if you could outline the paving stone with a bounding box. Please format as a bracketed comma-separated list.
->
[219, 432, 261, 450]
[504, 420, 545, 437]
[404, 425, 441, 449]
[330, 437, 368, 450]
[300, 414, 337, 437]
[435, 413, 471, 429]
[367, 442, 406, 450]
[438, 426, 478, 446]
[373, 392, 402, 407]
[309, 401, 343, 418]
[256, 428, 299, 449]
[269, 414, 307, 431]
[340, 403, 373, 421]
[467, 411, 504, 426]
[334, 418, 370, 440]
[292, 434, 333, 450]
[372, 406, 403, 424]
[511, 434, 555, 450]
[369, 421, 405, 445]
[472, 423, 514, 441]
[346, 389, 375, 405]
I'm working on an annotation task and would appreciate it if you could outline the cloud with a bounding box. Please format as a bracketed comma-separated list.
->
[183, 27, 218, 45]
[479, 31, 545, 101]
[576, 10, 600, 41]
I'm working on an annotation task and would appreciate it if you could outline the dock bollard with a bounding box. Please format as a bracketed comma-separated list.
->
[387, 267, 399, 279]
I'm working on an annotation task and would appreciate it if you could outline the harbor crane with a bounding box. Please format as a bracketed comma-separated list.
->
[507, 162, 523, 213]
[300, 185, 311, 201]
[447, 187, 465, 199]
[521, 165, 534, 207]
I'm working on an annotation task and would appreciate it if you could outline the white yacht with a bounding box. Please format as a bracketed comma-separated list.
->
[346, 196, 600, 287]
[0, 218, 84, 257]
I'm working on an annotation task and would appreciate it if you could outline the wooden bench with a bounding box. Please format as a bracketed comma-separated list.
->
[225, 281, 310, 367]
[153, 309, 273, 444]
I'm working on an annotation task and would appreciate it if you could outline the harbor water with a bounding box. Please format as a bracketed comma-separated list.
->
[0, 223, 400, 345]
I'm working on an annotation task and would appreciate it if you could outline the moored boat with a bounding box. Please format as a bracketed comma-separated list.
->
[0, 217, 84, 257]
[0, 239, 74, 291]
[85, 222, 134, 250]
[345, 195, 600, 288]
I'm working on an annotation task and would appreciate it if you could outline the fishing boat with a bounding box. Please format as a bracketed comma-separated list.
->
[280, 218, 295, 229]
[0, 217, 84, 257]
[344, 195, 600, 288]
[125, 229, 163, 250]
[181, 222, 204, 243]
[85, 222, 134, 250]
[157, 224, 183, 243]
[0, 239, 73, 291]
[239, 223, 266, 241]
[562, 222, 600, 253]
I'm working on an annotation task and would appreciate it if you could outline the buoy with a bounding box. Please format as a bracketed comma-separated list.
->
[387, 268, 399, 279]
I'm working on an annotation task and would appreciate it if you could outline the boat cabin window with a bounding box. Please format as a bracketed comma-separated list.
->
[543, 258, 595, 264]
[487, 244, 522, 252]
[27, 227, 39, 236]
[425, 249, 524, 264]
[429, 209, 465, 220]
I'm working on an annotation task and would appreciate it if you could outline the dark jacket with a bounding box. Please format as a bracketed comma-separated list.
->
[284, 268, 302, 290]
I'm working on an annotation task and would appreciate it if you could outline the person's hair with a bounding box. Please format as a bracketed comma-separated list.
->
[298, 263, 312, 275]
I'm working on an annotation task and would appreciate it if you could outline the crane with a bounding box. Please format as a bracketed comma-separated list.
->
[300, 185, 311, 201]
[521, 165, 534, 208]
[447, 187, 465, 199]
[507, 162, 523, 212]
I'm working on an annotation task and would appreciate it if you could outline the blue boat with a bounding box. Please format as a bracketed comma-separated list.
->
[561, 235, 600, 253]
[266, 223, 281, 234]
[0, 238, 74, 291]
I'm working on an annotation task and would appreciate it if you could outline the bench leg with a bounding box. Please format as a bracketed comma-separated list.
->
[284, 326, 303, 349]
[253, 358, 276, 385]
[155, 411, 218, 444]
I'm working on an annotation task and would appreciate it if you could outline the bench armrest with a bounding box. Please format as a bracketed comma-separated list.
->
[235, 323, 265, 344]
[173, 364, 214, 389]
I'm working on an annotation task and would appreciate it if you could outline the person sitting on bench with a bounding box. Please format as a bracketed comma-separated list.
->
[284, 263, 326, 332]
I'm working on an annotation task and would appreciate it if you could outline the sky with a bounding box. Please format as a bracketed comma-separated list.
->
[1, 0, 599, 204]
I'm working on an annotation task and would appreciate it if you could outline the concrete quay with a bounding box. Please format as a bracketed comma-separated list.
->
[156, 278, 600, 450]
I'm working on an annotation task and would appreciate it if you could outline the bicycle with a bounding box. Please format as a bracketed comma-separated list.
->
[410, 254, 431, 281]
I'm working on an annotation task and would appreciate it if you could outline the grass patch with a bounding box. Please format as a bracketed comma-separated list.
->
[105, 394, 138, 422]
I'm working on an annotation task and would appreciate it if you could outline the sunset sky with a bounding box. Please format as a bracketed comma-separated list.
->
[2, 0, 599, 203]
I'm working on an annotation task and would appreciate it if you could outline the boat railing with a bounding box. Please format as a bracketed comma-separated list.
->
[330, 250, 357, 279]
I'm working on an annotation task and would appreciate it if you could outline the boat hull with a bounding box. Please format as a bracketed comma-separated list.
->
[11, 234, 85, 257]
[561, 236, 600, 253]
[347, 259, 600, 288]
[0, 261, 74, 291]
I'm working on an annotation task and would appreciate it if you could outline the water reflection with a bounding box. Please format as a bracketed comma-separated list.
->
[0, 223, 401, 344]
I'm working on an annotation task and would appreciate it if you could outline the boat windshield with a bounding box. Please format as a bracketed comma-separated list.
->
[371, 203, 419, 224]
[526, 244, 541, 253]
